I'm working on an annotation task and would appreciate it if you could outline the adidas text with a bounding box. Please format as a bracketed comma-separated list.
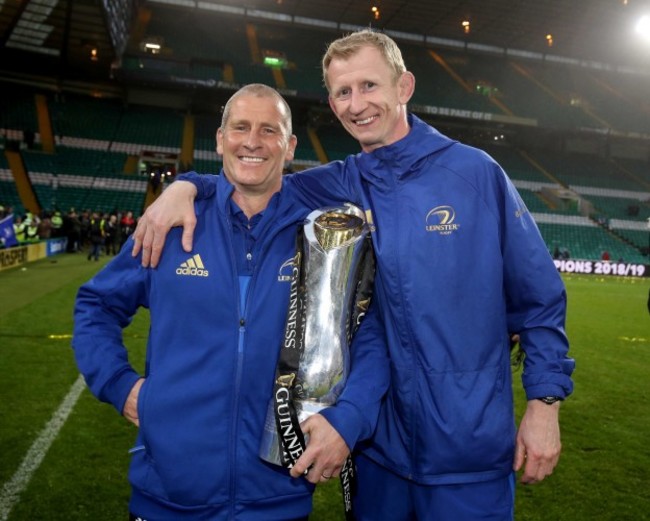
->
[176, 254, 209, 277]
[176, 267, 209, 277]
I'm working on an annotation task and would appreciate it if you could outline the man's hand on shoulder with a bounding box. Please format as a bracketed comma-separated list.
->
[131, 180, 198, 268]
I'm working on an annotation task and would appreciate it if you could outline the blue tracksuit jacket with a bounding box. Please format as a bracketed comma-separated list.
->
[186, 114, 574, 487]
[72, 174, 389, 519]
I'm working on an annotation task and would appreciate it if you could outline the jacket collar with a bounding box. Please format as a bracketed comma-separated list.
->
[355, 114, 457, 186]
[216, 172, 235, 214]
[213, 171, 307, 235]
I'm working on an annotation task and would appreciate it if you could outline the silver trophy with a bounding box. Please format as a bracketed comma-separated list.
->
[260, 203, 373, 466]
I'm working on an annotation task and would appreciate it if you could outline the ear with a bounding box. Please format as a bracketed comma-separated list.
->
[216, 128, 224, 156]
[285, 134, 297, 162]
[328, 95, 337, 114]
[398, 71, 415, 104]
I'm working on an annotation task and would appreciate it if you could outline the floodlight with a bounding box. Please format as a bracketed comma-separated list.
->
[636, 14, 650, 41]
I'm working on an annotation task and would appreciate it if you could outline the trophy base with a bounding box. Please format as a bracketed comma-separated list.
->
[258, 398, 323, 466]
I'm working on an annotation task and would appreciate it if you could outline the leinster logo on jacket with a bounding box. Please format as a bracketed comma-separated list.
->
[425, 205, 461, 235]
[278, 257, 294, 282]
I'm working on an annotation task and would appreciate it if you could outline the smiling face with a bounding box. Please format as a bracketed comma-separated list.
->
[326, 45, 415, 153]
[217, 91, 296, 198]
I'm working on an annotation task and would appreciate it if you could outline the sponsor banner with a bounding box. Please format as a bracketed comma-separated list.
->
[411, 103, 537, 127]
[0, 245, 29, 271]
[554, 259, 649, 278]
[46, 238, 67, 256]
[1, 239, 67, 271]
[28, 242, 47, 261]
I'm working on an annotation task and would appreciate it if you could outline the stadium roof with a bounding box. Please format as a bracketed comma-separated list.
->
[175, 0, 650, 66]
[1, 0, 649, 82]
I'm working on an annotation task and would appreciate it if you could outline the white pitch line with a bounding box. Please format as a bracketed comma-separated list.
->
[0, 374, 86, 521]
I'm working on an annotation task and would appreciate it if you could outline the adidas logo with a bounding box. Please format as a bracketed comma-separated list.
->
[176, 254, 209, 277]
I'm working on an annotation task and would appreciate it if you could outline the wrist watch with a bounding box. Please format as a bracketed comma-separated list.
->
[537, 396, 562, 405]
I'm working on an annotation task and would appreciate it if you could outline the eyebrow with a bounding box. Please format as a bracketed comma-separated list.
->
[229, 118, 282, 130]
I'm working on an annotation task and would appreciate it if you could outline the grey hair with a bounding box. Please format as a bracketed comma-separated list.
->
[221, 83, 293, 136]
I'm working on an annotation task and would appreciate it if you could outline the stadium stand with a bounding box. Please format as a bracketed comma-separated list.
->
[145, 8, 276, 86]
[481, 143, 552, 183]
[393, 44, 496, 113]
[254, 23, 333, 97]
[508, 60, 600, 130]
[2, 87, 39, 139]
[565, 69, 650, 135]
[190, 112, 221, 174]
[312, 125, 358, 161]
[1, 4, 649, 263]
[50, 94, 123, 142]
[114, 104, 184, 148]
[430, 48, 568, 126]
[535, 218, 647, 264]
[0, 151, 23, 214]
[525, 148, 649, 191]
[614, 157, 650, 186]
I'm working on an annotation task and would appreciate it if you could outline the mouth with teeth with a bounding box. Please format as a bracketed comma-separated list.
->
[354, 115, 378, 126]
[239, 156, 265, 163]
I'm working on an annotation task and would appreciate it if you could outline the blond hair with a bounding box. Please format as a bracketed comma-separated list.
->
[322, 29, 407, 92]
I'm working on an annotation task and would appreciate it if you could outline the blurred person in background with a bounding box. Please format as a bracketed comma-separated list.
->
[12, 215, 26, 243]
[104, 213, 120, 255]
[64, 208, 82, 253]
[37, 210, 52, 240]
[79, 209, 91, 250]
[51, 210, 63, 237]
[24, 212, 40, 242]
[86, 211, 104, 261]
[120, 210, 136, 247]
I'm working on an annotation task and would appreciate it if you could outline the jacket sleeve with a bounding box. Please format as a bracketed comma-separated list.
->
[72, 247, 150, 414]
[497, 168, 575, 400]
[319, 301, 390, 450]
[177, 162, 361, 208]
[176, 171, 218, 199]
[284, 160, 362, 208]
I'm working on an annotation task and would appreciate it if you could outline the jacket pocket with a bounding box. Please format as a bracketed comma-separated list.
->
[130, 376, 229, 506]
[412, 364, 514, 478]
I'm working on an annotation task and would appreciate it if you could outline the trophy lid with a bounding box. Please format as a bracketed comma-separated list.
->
[313, 212, 364, 250]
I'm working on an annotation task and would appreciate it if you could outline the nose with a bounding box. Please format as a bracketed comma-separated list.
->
[244, 130, 261, 149]
[348, 89, 367, 115]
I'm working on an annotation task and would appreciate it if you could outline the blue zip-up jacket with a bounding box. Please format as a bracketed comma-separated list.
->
[72, 174, 389, 519]
[185, 114, 574, 486]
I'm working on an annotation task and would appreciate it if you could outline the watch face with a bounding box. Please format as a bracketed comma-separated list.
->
[539, 396, 561, 404]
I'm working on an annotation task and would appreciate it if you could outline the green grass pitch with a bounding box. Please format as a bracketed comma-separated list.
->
[1, 252, 649, 520]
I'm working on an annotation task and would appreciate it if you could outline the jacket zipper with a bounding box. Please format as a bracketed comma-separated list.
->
[225, 213, 294, 519]
[226, 214, 243, 521]
[391, 175, 417, 480]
